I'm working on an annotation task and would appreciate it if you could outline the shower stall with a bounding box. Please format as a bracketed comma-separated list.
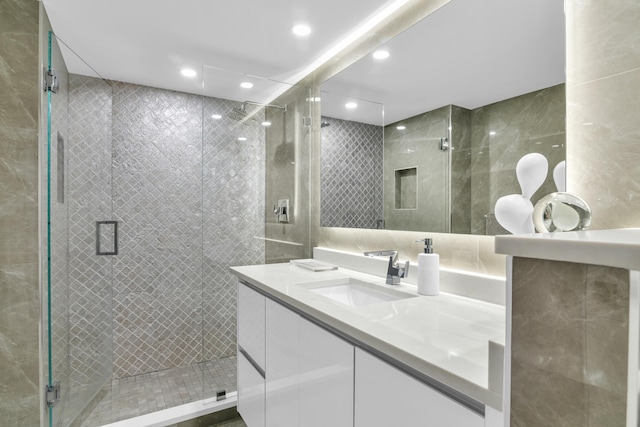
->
[41, 26, 310, 427]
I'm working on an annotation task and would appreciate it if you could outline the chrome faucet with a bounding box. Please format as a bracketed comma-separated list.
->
[385, 256, 409, 285]
[363, 250, 409, 285]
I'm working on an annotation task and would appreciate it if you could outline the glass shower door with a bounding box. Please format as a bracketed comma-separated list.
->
[43, 30, 114, 427]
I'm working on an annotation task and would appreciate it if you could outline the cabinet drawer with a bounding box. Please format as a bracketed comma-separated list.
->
[355, 348, 484, 427]
[238, 351, 265, 427]
[299, 317, 354, 427]
[238, 282, 266, 370]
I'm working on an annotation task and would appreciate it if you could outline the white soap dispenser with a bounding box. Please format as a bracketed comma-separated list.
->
[416, 238, 439, 296]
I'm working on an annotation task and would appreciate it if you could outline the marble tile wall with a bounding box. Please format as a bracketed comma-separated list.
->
[469, 84, 566, 235]
[266, 84, 312, 264]
[316, 227, 504, 276]
[511, 257, 629, 426]
[450, 105, 472, 234]
[0, 0, 40, 424]
[384, 106, 450, 232]
[566, 0, 640, 230]
[320, 116, 383, 229]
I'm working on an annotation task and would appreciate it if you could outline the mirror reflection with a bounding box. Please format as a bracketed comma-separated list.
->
[319, 0, 565, 235]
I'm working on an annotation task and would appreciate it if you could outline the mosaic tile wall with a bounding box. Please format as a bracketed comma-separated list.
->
[66, 74, 113, 422]
[320, 116, 383, 229]
[202, 96, 265, 361]
[111, 82, 205, 378]
[66, 80, 265, 381]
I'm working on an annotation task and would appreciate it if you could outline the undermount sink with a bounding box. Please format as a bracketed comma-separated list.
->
[299, 277, 415, 308]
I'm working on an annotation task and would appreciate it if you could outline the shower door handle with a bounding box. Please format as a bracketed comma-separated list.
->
[96, 220, 118, 255]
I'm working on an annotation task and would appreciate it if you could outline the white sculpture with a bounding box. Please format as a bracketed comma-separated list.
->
[494, 153, 548, 234]
[494, 194, 535, 234]
[553, 160, 566, 192]
[517, 153, 548, 200]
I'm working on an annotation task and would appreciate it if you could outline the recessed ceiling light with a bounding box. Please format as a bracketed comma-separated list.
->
[238, 137, 247, 141]
[261, 121, 272, 127]
[211, 114, 222, 119]
[373, 50, 390, 60]
[292, 24, 311, 37]
[396, 125, 406, 130]
[490, 131, 496, 135]
[345, 102, 358, 109]
[180, 68, 197, 78]
[240, 82, 254, 89]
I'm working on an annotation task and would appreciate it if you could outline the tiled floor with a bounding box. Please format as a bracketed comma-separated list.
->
[208, 418, 247, 427]
[73, 356, 237, 427]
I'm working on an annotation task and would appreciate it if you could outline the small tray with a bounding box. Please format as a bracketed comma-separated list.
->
[290, 259, 338, 272]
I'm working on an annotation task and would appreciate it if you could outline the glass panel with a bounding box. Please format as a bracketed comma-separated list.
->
[264, 82, 312, 263]
[201, 65, 311, 405]
[44, 30, 114, 426]
[105, 73, 205, 418]
[201, 65, 273, 403]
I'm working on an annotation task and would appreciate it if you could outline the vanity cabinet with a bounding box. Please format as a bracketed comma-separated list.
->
[354, 349, 484, 427]
[238, 280, 490, 427]
[238, 282, 354, 427]
[237, 283, 266, 427]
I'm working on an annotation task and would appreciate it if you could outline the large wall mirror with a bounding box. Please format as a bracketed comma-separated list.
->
[319, 0, 565, 235]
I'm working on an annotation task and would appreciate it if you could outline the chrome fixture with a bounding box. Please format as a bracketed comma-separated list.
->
[273, 199, 289, 223]
[439, 136, 449, 151]
[228, 100, 286, 123]
[321, 121, 331, 128]
[43, 68, 59, 93]
[386, 256, 410, 285]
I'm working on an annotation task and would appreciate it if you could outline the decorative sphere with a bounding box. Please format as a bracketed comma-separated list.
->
[532, 192, 592, 233]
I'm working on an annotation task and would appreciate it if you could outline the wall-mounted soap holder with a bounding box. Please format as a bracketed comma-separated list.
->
[273, 199, 290, 223]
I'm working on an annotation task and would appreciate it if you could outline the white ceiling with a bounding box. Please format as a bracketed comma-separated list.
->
[42, 0, 400, 101]
[43, 0, 565, 125]
[321, 0, 566, 125]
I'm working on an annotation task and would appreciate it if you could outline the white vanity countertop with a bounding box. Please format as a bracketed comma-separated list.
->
[230, 262, 505, 409]
[495, 228, 640, 270]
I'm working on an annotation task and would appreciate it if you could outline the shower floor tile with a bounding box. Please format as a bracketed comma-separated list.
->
[73, 356, 237, 427]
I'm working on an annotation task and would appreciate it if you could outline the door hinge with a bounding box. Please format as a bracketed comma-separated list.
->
[46, 381, 61, 408]
[43, 69, 59, 93]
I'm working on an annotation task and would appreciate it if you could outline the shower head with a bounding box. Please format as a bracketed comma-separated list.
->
[228, 104, 251, 122]
[227, 101, 286, 124]
[321, 121, 331, 128]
